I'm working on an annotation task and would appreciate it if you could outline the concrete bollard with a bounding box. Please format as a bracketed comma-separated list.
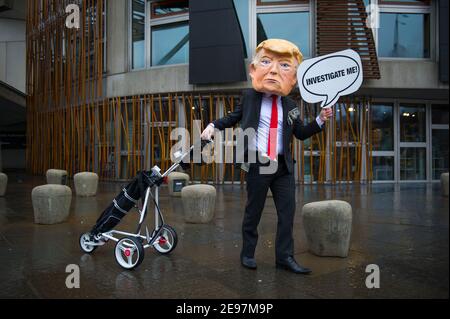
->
[181, 184, 216, 223]
[441, 173, 449, 197]
[0, 173, 7, 197]
[167, 172, 190, 197]
[74, 172, 99, 197]
[32, 185, 72, 224]
[302, 200, 352, 258]
[46, 169, 68, 185]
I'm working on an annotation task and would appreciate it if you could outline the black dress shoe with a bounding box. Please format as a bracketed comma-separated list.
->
[276, 256, 311, 274]
[241, 256, 257, 269]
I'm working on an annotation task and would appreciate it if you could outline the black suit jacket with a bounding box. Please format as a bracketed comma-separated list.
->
[213, 89, 323, 174]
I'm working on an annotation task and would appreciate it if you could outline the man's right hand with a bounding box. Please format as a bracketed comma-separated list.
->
[201, 123, 215, 140]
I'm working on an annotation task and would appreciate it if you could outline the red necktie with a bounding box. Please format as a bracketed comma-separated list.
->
[267, 95, 278, 160]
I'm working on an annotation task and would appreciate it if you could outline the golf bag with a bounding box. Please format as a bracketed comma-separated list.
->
[89, 139, 212, 236]
[90, 169, 164, 236]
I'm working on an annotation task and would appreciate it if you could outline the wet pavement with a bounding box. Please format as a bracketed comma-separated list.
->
[0, 173, 448, 299]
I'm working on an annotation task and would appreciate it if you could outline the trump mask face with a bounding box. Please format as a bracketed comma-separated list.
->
[249, 39, 303, 97]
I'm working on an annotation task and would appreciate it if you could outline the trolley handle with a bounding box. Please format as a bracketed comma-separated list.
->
[162, 139, 213, 177]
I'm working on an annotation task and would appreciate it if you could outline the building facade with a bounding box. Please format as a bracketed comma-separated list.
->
[26, 0, 449, 184]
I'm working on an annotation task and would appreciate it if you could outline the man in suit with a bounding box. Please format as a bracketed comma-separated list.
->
[201, 39, 333, 274]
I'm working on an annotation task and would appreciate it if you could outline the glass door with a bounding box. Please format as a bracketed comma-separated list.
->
[431, 104, 449, 180]
[398, 104, 427, 181]
[371, 103, 395, 181]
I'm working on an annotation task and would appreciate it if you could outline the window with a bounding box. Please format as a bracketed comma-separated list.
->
[431, 104, 449, 180]
[379, 13, 430, 58]
[399, 104, 427, 181]
[379, 0, 430, 5]
[371, 103, 395, 181]
[373, 156, 395, 181]
[130, 0, 189, 69]
[151, 22, 189, 66]
[150, 0, 189, 66]
[132, 0, 146, 69]
[257, 0, 308, 5]
[400, 147, 426, 180]
[151, 0, 188, 18]
[400, 104, 426, 142]
[432, 104, 449, 125]
[377, 0, 431, 58]
[131, 1, 311, 69]
[233, 0, 250, 58]
[256, 0, 311, 58]
[371, 103, 394, 151]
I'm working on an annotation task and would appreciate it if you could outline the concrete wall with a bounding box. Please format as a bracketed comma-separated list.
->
[106, 59, 449, 99]
[366, 60, 449, 90]
[0, 18, 26, 93]
[106, 0, 128, 76]
[105, 63, 251, 97]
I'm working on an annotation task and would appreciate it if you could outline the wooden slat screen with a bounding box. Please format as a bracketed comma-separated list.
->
[26, 0, 105, 176]
[316, 0, 381, 79]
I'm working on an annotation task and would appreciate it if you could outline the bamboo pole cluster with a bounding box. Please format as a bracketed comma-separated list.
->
[26, 0, 104, 177]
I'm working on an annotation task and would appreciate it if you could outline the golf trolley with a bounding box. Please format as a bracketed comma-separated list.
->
[79, 139, 212, 270]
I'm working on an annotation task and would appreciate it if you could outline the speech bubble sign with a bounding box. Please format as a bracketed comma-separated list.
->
[297, 49, 363, 108]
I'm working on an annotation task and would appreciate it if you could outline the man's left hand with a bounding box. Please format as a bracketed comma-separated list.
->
[319, 107, 333, 122]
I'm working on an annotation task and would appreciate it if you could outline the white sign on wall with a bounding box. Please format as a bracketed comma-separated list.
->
[297, 49, 364, 108]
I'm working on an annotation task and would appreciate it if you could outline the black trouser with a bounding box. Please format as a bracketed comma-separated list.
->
[242, 155, 296, 262]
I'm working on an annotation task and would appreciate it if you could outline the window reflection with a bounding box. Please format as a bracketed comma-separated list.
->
[372, 156, 394, 181]
[233, 0, 250, 58]
[258, 0, 309, 5]
[371, 104, 394, 151]
[257, 12, 310, 57]
[379, 13, 430, 58]
[132, 0, 145, 69]
[400, 147, 426, 180]
[400, 104, 426, 143]
[304, 155, 321, 183]
[151, 22, 189, 66]
[151, 1, 188, 18]
[379, 0, 429, 4]
[432, 130, 449, 180]
[335, 104, 358, 143]
[432, 105, 449, 125]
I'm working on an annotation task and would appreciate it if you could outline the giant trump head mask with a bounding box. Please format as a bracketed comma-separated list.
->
[249, 39, 303, 97]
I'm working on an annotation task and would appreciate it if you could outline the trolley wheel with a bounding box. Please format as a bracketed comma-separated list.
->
[79, 232, 97, 254]
[153, 225, 178, 254]
[115, 236, 144, 270]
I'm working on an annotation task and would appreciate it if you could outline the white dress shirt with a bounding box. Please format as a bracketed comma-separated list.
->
[253, 94, 284, 155]
[208, 95, 325, 155]
[251, 94, 324, 155]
